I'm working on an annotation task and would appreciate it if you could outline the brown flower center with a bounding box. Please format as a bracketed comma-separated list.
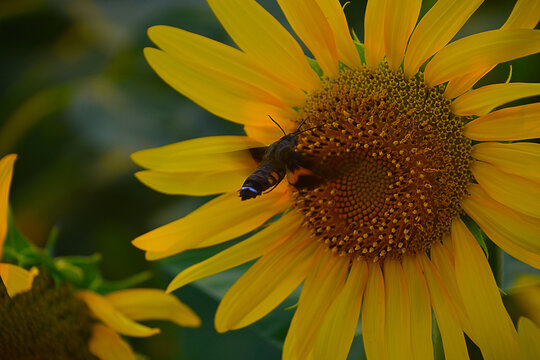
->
[0, 270, 96, 359]
[292, 65, 472, 262]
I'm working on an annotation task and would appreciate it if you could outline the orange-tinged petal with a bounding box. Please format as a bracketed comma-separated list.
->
[0, 264, 37, 298]
[364, 0, 387, 69]
[132, 189, 289, 257]
[361, 262, 387, 360]
[402, 255, 433, 360]
[283, 252, 349, 360]
[462, 184, 540, 269]
[418, 253, 469, 360]
[206, 0, 320, 92]
[78, 290, 160, 337]
[384, 259, 412, 360]
[424, 29, 540, 87]
[215, 228, 319, 332]
[313, 260, 368, 360]
[472, 161, 540, 218]
[383, 0, 422, 70]
[404, 0, 483, 77]
[144, 47, 297, 126]
[445, 0, 540, 98]
[277, 0, 339, 77]
[131, 136, 262, 173]
[473, 142, 540, 182]
[452, 82, 540, 116]
[314, 0, 362, 68]
[135, 169, 251, 196]
[148, 25, 306, 106]
[518, 317, 540, 360]
[166, 212, 302, 293]
[451, 218, 519, 359]
[464, 103, 540, 141]
[105, 289, 201, 328]
[89, 324, 135, 360]
[0, 154, 16, 259]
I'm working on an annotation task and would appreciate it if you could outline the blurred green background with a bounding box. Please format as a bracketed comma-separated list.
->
[1, 0, 538, 359]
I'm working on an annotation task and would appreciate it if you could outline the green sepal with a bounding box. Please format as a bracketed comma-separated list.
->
[306, 56, 324, 78]
[3, 208, 33, 261]
[95, 270, 153, 294]
[461, 214, 489, 258]
[2, 208, 151, 292]
[351, 30, 366, 65]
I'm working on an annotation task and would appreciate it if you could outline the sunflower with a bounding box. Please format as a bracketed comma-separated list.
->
[0, 154, 201, 360]
[132, 0, 540, 359]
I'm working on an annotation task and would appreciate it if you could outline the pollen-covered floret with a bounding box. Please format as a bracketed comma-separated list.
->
[293, 65, 473, 261]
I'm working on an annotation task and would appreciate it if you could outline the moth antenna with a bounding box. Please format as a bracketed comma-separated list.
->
[293, 118, 308, 134]
[268, 115, 286, 135]
[298, 124, 325, 134]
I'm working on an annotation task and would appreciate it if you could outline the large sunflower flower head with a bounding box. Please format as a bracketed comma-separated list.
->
[0, 154, 201, 360]
[133, 0, 540, 359]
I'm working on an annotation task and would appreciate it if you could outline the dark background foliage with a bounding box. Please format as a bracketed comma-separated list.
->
[1, 0, 538, 358]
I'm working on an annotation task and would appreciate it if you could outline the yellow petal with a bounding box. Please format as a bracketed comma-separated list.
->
[464, 103, 540, 141]
[131, 135, 262, 173]
[215, 228, 319, 332]
[88, 324, 135, 360]
[383, 0, 422, 70]
[144, 47, 297, 125]
[445, 0, 540, 98]
[206, 0, 320, 92]
[445, 69, 491, 100]
[313, 260, 368, 360]
[78, 290, 160, 337]
[166, 212, 302, 293]
[277, 0, 339, 77]
[501, 0, 540, 30]
[384, 259, 412, 360]
[402, 255, 433, 360]
[149, 25, 306, 105]
[361, 262, 387, 360]
[135, 169, 251, 196]
[462, 184, 540, 269]
[0, 264, 37, 298]
[472, 161, 540, 218]
[518, 317, 540, 360]
[418, 253, 469, 360]
[424, 29, 540, 87]
[430, 242, 474, 340]
[314, 0, 362, 69]
[364, 0, 387, 69]
[473, 142, 540, 182]
[132, 189, 289, 257]
[510, 275, 540, 326]
[452, 82, 540, 116]
[0, 154, 16, 258]
[451, 218, 519, 359]
[283, 252, 349, 360]
[105, 288, 201, 328]
[244, 124, 286, 146]
[404, 0, 483, 77]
